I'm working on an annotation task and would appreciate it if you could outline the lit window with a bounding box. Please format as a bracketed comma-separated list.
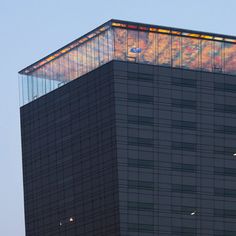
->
[190, 211, 197, 216]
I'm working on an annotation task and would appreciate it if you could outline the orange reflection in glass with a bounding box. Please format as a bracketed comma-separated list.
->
[172, 36, 181, 68]
[158, 33, 171, 66]
[182, 37, 200, 70]
[225, 43, 236, 74]
[213, 41, 223, 71]
[201, 40, 212, 71]
[127, 30, 139, 61]
[139, 31, 156, 64]
[114, 28, 127, 60]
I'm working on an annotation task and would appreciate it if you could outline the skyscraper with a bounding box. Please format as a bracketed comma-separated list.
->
[19, 19, 236, 236]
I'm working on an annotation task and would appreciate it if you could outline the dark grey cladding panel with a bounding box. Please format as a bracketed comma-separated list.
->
[20, 61, 120, 236]
[21, 60, 236, 236]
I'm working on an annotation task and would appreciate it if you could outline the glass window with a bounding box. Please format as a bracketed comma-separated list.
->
[128, 180, 154, 190]
[201, 39, 212, 71]
[114, 28, 127, 60]
[127, 223, 154, 233]
[127, 201, 154, 211]
[128, 115, 154, 126]
[139, 31, 156, 64]
[127, 30, 139, 62]
[128, 158, 154, 169]
[213, 41, 223, 72]
[128, 137, 154, 147]
[172, 162, 197, 172]
[157, 33, 171, 66]
[182, 37, 200, 70]
[172, 184, 197, 194]
[224, 42, 236, 75]
[172, 36, 181, 68]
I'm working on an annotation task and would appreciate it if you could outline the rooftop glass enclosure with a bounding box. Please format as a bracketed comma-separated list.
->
[19, 19, 236, 106]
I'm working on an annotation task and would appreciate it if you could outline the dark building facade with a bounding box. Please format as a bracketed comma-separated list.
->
[21, 62, 120, 235]
[20, 20, 236, 236]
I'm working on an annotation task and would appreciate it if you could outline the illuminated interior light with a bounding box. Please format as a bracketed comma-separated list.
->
[38, 61, 45, 66]
[158, 28, 170, 33]
[171, 31, 181, 35]
[190, 211, 197, 216]
[188, 33, 200, 37]
[54, 53, 60, 57]
[87, 33, 96, 39]
[233, 153, 236, 156]
[49, 56, 55, 60]
[69, 43, 78, 49]
[128, 25, 138, 29]
[79, 38, 87, 43]
[98, 26, 107, 32]
[139, 26, 148, 31]
[201, 35, 213, 39]
[112, 23, 120, 27]
[149, 28, 157, 32]
[60, 49, 68, 53]
[225, 38, 236, 43]
[69, 217, 74, 222]
[214, 37, 223, 41]
[59, 222, 63, 226]
[112, 23, 126, 28]
[181, 32, 199, 37]
[46, 56, 55, 62]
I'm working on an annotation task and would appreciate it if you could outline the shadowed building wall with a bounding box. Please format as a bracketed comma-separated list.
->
[21, 63, 120, 235]
[20, 20, 236, 236]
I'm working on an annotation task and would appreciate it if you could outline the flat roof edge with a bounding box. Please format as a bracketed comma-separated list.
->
[19, 19, 236, 75]
[112, 19, 236, 40]
[18, 19, 112, 75]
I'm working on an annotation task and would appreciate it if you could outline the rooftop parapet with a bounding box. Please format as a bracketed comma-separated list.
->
[19, 19, 236, 105]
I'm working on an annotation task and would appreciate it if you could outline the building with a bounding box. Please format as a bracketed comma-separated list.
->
[19, 19, 236, 236]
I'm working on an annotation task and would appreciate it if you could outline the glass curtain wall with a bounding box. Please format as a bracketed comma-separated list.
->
[19, 23, 236, 106]
[19, 28, 114, 105]
[113, 27, 236, 75]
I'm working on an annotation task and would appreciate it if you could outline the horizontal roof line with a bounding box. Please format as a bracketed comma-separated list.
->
[19, 19, 236, 75]
[18, 20, 112, 75]
[112, 19, 236, 40]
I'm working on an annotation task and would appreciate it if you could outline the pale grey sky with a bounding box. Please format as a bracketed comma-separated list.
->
[1, 0, 236, 235]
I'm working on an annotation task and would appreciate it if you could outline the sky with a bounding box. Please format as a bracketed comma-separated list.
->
[1, 0, 236, 235]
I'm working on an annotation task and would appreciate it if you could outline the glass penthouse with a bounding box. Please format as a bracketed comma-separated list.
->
[19, 19, 236, 105]
[20, 20, 236, 236]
